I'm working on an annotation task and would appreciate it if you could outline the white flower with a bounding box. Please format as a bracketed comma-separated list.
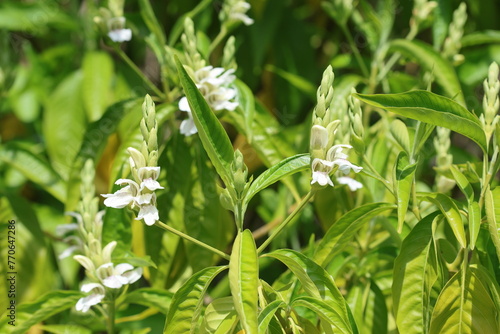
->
[55, 222, 79, 236]
[102, 179, 140, 208]
[96, 262, 143, 289]
[311, 159, 334, 186]
[226, 1, 254, 26]
[136, 204, 159, 226]
[108, 28, 132, 42]
[337, 176, 363, 191]
[311, 145, 362, 187]
[76, 283, 105, 313]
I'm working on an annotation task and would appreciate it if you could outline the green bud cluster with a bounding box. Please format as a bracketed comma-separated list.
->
[433, 127, 455, 192]
[442, 3, 467, 63]
[222, 36, 237, 71]
[181, 18, 205, 71]
[78, 160, 101, 241]
[411, 0, 437, 29]
[348, 88, 365, 154]
[310, 66, 342, 162]
[481, 62, 500, 144]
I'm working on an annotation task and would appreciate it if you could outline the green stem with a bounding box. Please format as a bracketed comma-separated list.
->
[340, 24, 369, 78]
[361, 155, 394, 195]
[257, 191, 315, 254]
[156, 220, 231, 260]
[208, 26, 228, 55]
[113, 46, 166, 99]
[106, 297, 115, 334]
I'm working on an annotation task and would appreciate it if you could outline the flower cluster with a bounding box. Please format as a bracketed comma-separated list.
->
[179, 66, 238, 136]
[75, 241, 142, 312]
[102, 95, 163, 226]
[93, 2, 132, 43]
[310, 66, 363, 190]
[220, 0, 254, 26]
[103, 160, 163, 226]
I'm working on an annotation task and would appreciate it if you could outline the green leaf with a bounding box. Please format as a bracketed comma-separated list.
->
[124, 288, 174, 314]
[412, 122, 435, 158]
[485, 186, 500, 260]
[82, 52, 114, 122]
[264, 64, 316, 98]
[355, 90, 487, 153]
[164, 266, 228, 334]
[395, 151, 417, 233]
[389, 39, 465, 105]
[175, 57, 234, 186]
[234, 79, 256, 142]
[0, 290, 82, 334]
[43, 70, 87, 179]
[347, 281, 387, 334]
[245, 154, 310, 205]
[449, 165, 474, 203]
[200, 297, 238, 334]
[292, 297, 353, 334]
[39, 325, 91, 334]
[258, 301, 286, 334]
[393, 212, 440, 334]
[138, 0, 166, 46]
[0, 143, 66, 201]
[429, 267, 499, 334]
[229, 230, 259, 334]
[422, 193, 466, 248]
[313, 203, 396, 266]
[461, 30, 500, 47]
[468, 202, 480, 250]
[390, 119, 411, 154]
[263, 249, 354, 333]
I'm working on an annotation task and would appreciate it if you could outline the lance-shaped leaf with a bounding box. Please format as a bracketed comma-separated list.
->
[199, 297, 238, 334]
[292, 297, 354, 334]
[389, 39, 464, 105]
[164, 266, 228, 334]
[234, 79, 256, 142]
[395, 151, 417, 233]
[175, 57, 234, 186]
[229, 230, 259, 334]
[0, 291, 83, 334]
[0, 143, 66, 202]
[429, 267, 499, 334]
[258, 300, 286, 334]
[245, 154, 310, 205]
[355, 90, 487, 153]
[313, 203, 396, 266]
[422, 193, 466, 248]
[485, 186, 500, 260]
[393, 212, 440, 334]
[263, 249, 355, 333]
[124, 288, 174, 314]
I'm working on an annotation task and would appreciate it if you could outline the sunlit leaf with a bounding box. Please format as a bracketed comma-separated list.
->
[164, 266, 228, 334]
[395, 151, 417, 233]
[82, 51, 114, 122]
[485, 186, 500, 260]
[229, 230, 259, 334]
[429, 267, 499, 334]
[313, 203, 396, 266]
[258, 300, 286, 334]
[200, 297, 238, 334]
[355, 90, 487, 153]
[124, 288, 174, 314]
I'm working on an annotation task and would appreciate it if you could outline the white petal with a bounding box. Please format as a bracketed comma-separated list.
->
[123, 267, 143, 284]
[73, 255, 95, 272]
[108, 29, 132, 42]
[103, 275, 129, 289]
[81, 283, 105, 294]
[180, 118, 198, 136]
[334, 159, 363, 174]
[137, 205, 159, 226]
[102, 186, 135, 208]
[59, 246, 79, 260]
[337, 177, 363, 191]
[179, 97, 191, 112]
[114, 263, 134, 275]
[140, 178, 164, 191]
[311, 170, 334, 187]
[76, 293, 105, 312]
[138, 166, 161, 180]
[102, 241, 117, 263]
[136, 193, 153, 205]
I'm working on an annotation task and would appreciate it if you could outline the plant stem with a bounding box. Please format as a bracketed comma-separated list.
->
[106, 297, 115, 334]
[156, 220, 230, 260]
[340, 24, 369, 78]
[208, 26, 228, 55]
[361, 156, 394, 195]
[113, 46, 166, 100]
[257, 191, 315, 254]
